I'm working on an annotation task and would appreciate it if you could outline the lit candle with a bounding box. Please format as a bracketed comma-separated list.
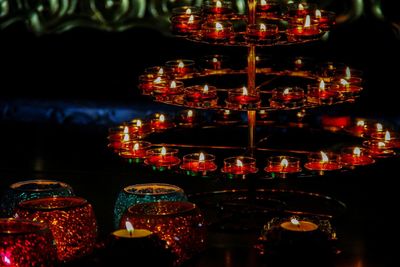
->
[181, 152, 218, 175]
[333, 78, 363, 98]
[145, 147, 181, 169]
[270, 86, 305, 108]
[126, 119, 152, 137]
[202, 21, 233, 42]
[150, 114, 175, 131]
[203, 0, 233, 15]
[280, 217, 318, 232]
[119, 141, 151, 160]
[287, 15, 321, 41]
[313, 9, 335, 30]
[304, 151, 342, 172]
[171, 14, 202, 35]
[227, 86, 261, 109]
[171, 6, 201, 16]
[340, 147, 375, 166]
[265, 156, 302, 178]
[363, 139, 395, 158]
[165, 59, 195, 77]
[222, 156, 258, 177]
[256, 0, 279, 16]
[307, 80, 338, 104]
[337, 67, 363, 85]
[138, 74, 169, 95]
[371, 130, 400, 149]
[112, 221, 152, 239]
[108, 126, 139, 152]
[214, 109, 242, 125]
[246, 23, 279, 43]
[201, 54, 229, 71]
[184, 84, 218, 105]
[152, 80, 184, 101]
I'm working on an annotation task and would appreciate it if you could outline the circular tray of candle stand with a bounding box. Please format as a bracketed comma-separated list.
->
[188, 189, 347, 232]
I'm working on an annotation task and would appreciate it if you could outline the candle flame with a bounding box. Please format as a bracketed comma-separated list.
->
[188, 15, 194, 24]
[187, 110, 193, 118]
[320, 151, 329, 163]
[304, 15, 311, 28]
[185, 8, 192, 15]
[199, 152, 205, 162]
[291, 218, 300, 225]
[261, 0, 267, 6]
[319, 80, 325, 91]
[224, 109, 230, 115]
[345, 67, 351, 80]
[280, 158, 289, 168]
[170, 80, 177, 89]
[178, 61, 184, 69]
[295, 58, 302, 66]
[378, 141, 386, 148]
[216, 0, 222, 8]
[136, 120, 142, 127]
[133, 143, 140, 151]
[376, 123, 383, 132]
[215, 22, 224, 31]
[125, 221, 134, 235]
[298, 3, 304, 11]
[236, 159, 243, 167]
[212, 57, 218, 63]
[353, 147, 361, 157]
[203, 84, 209, 94]
[161, 147, 167, 156]
[260, 23, 267, 32]
[159, 114, 165, 123]
[3, 255, 11, 264]
[283, 88, 290, 95]
[122, 134, 130, 142]
[385, 130, 391, 141]
[340, 79, 349, 87]
[157, 67, 164, 76]
[123, 126, 129, 134]
[153, 77, 162, 83]
[315, 9, 322, 19]
[242, 86, 248, 96]
[356, 120, 365, 127]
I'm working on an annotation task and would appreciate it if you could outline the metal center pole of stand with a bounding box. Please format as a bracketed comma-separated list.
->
[247, 0, 257, 156]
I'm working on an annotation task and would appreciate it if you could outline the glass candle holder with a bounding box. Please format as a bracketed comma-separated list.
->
[171, 6, 201, 16]
[246, 23, 279, 44]
[226, 87, 261, 110]
[0, 218, 58, 266]
[371, 130, 400, 149]
[113, 183, 187, 229]
[256, 0, 280, 18]
[286, 15, 321, 42]
[265, 156, 302, 179]
[139, 74, 171, 95]
[107, 126, 138, 152]
[0, 179, 74, 217]
[202, 21, 233, 42]
[119, 141, 152, 162]
[150, 113, 175, 131]
[307, 81, 339, 105]
[363, 140, 395, 158]
[201, 54, 229, 72]
[171, 15, 202, 35]
[285, 3, 316, 18]
[152, 80, 184, 102]
[270, 87, 305, 109]
[304, 151, 342, 174]
[180, 152, 218, 176]
[203, 0, 233, 16]
[176, 109, 198, 127]
[120, 201, 206, 266]
[334, 67, 363, 85]
[14, 196, 97, 262]
[332, 79, 363, 99]
[340, 147, 375, 167]
[184, 84, 218, 108]
[145, 147, 181, 170]
[165, 59, 195, 77]
[222, 156, 258, 178]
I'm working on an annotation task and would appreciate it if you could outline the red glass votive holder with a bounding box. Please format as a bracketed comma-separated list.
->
[371, 131, 400, 149]
[145, 147, 181, 170]
[265, 156, 302, 179]
[119, 141, 152, 162]
[246, 23, 280, 44]
[226, 87, 261, 110]
[285, 3, 316, 18]
[201, 54, 229, 72]
[171, 15, 202, 35]
[286, 15, 321, 42]
[340, 147, 375, 167]
[138, 74, 170, 95]
[317, 62, 346, 82]
[108, 126, 137, 152]
[304, 151, 342, 175]
[363, 140, 395, 158]
[202, 21, 233, 42]
[184, 84, 218, 108]
[152, 80, 184, 102]
[120, 201, 206, 266]
[150, 113, 175, 131]
[332, 79, 363, 99]
[270, 87, 305, 109]
[171, 6, 201, 16]
[180, 152, 218, 176]
[307, 81, 339, 105]
[335, 67, 363, 85]
[214, 109, 242, 125]
[176, 109, 197, 127]
[0, 218, 57, 266]
[165, 59, 195, 77]
[256, 0, 280, 18]
[222, 156, 258, 179]
[15, 196, 97, 262]
[203, 0, 233, 16]
[125, 119, 153, 138]
[144, 66, 170, 76]
[312, 9, 335, 30]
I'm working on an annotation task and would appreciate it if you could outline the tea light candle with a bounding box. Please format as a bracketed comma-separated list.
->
[363, 140, 395, 158]
[171, 14, 202, 35]
[371, 130, 400, 149]
[180, 152, 218, 175]
[150, 114, 175, 131]
[201, 55, 229, 71]
[138, 74, 170, 95]
[112, 221, 152, 239]
[336, 67, 363, 85]
[119, 141, 151, 160]
[340, 147, 375, 166]
[313, 9, 335, 30]
[126, 119, 153, 137]
[165, 59, 195, 77]
[256, 0, 279, 14]
[287, 15, 321, 41]
[351, 119, 368, 136]
[203, 0, 233, 15]
[202, 21, 233, 42]
[280, 217, 318, 232]
[108, 126, 137, 152]
[307, 80, 338, 105]
[304, 151, 342, 172]
[145, 147, 181, 168]
[214, 109, 242, 125]
[176, 109, 197, 127]
[227, 86, 261, 109]
[270, 86, 305, 109]
[286, 3, 315, 17]
[246, 23, 279, 43]
[171, 6, 201, 16]
[184, 84, 218, 102]
[265, 156, 302, 178]
[152, 80, 184, 101]
[333, 79, 363, 98]
[222, 156, 258, 176]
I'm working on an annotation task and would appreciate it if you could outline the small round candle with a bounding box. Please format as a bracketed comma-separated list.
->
[340, 147, 375, 166]
[246, 23, 279, 44]
[280, 218, 318, 232]
[307, 80, 339, 105]
[108, 126, 137, 152]
[202, 21, 233, 42]
[152, 80, 184, 101]
[304, 151, 342, 172]
[171, 14, 202, 35]
[287, 15, 321, 41]
[222, 156, 258, 176]
[203, 0, 233, 15]
[138, 74, 170, 95]
[265, 156, 302, 178]
[176, 109, 197, 127]
[125, 119, 153, 137]
[335, 67, 363, 85]
[150, 114, 175, 131]
[165, 59, 195, 77]
[181, 152, 218, 175]
[371, 130, 400, 149]
[112, 222, 152, 238]
[332, 78, 363, 98]
[226, 86, 261, 109]
[184, 84, 218, 107]
[286, 3, 315, 17]
[256, 0, 279, 18]
[171, 6, 201, 16]
[313, 9, 335, 30]
[145, 147, 181, 168]
[214, 109, 242, 125]
[363, 140, 395, 158]
[270, 86, 305, 108]
[119, 141, 151, 160]
[201, 54, 229, 71]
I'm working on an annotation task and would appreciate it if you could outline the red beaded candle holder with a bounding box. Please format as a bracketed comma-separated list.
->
[120, 201, 206, 266]
[119, 141, 152, 163]
[152, 80, 184, 102]
[222, 156, 258, 179]
[265, 156, 302, 179]
[270, 87, 305, 109]
[0, 218, 58, 266]
[246, 23, 280, 44]
[307, 80, 339, 105]
[304, 151, 342, 175]
[15, 196, 97, 263]
[184, 84, 218, 108]
[145, 147, 181, 170]
[226, 87, 261, 110]
[165, 60, 195, 78]
[202, 21, 234, 43]
[171, 15, 202, 35]
[340, 147, 375, 167]
[180, 152, 218, 176]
